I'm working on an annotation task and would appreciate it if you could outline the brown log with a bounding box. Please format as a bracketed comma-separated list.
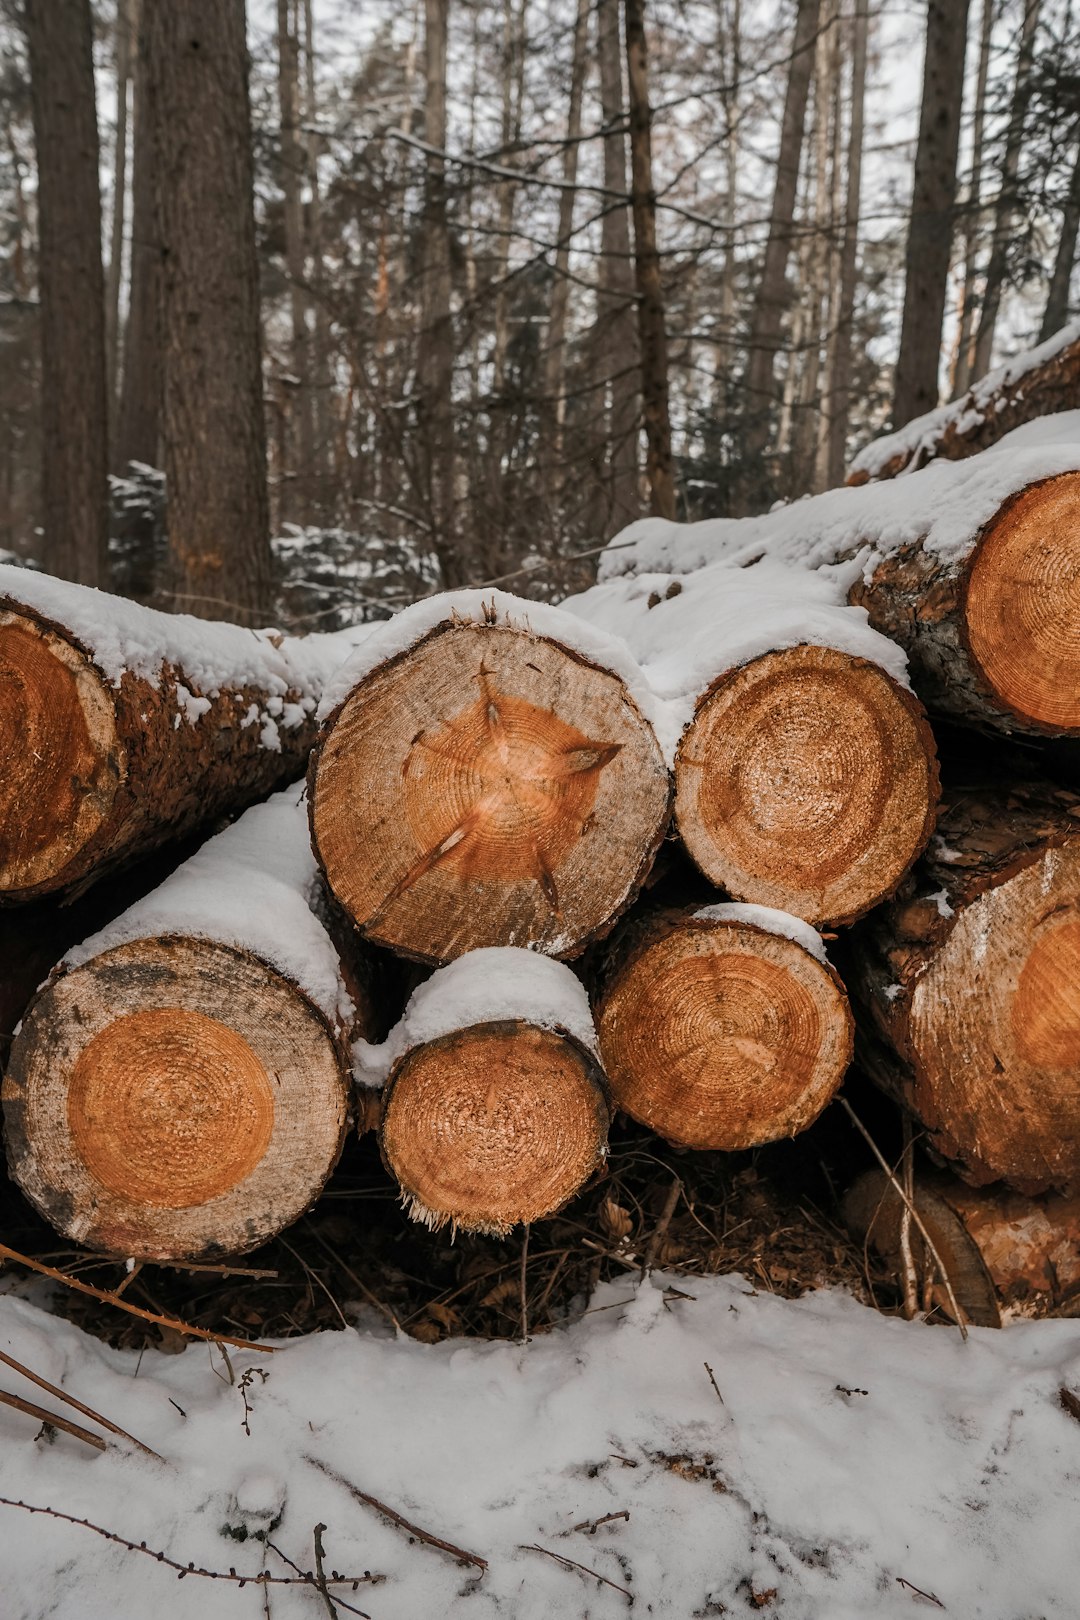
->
[380, 1021, 608, 1236]
[849, 784, 1080, 1194]
[845, 1168, 1080, 1323]
[0, 571, 350, 902]
[673, 645, 939, 927]
[310, 616, 671, 962]
[595, 907, 852, 1151]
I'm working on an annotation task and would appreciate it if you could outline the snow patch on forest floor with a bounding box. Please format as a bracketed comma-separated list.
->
[2, 1273, 1078, 1619]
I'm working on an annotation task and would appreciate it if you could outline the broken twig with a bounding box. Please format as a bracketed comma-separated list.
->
[308, 1457, 488, 1572]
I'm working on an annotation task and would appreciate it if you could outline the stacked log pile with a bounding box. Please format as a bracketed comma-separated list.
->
[4, 406, 1080, 1322]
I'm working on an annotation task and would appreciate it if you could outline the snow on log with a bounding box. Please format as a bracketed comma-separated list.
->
[310, 590, 672, 963]
[361, 948, 609, 1234]
[596, 419, 1080, 737]
[2, 786, 364, 1260]
[595, 904, 852, 1151]
[849, 785, 1080, 1195]
[848, 318, 1080, 482]
[565, 563, 938, 926]
[844, 1168, 1080, 1325]
[0, 564, 369, 901]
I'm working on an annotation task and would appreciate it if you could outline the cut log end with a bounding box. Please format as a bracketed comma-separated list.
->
[311, 621, 671, 962]
[964, 474, 1080, 733]
[0, 609, 121, 893]
[597, 915, 853, 1151]
[674, 646, 938, 927]
[380, 1021, 609, 1235]
[2, 938, 350, 1260]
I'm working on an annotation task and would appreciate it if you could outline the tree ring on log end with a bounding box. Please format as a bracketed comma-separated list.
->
[597, 916, 852, 1151]
[311, 622, 671, 962]
[380, 1021, 609, 1234]
[673, 645, 938, 927]
[2, 937, 350, 1260]
[964, 474, 1080, 734]
[0, 610, 122, 894]
[908, 839, 1080, 1192]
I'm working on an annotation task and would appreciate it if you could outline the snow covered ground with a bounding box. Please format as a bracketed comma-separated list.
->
[2, 1272, 1078, 1619]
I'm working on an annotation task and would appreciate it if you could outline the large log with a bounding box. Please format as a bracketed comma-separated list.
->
[595, 904, 852, 1150]
[3, 786, 364, 1260]
[849, 785, 1080, 1194]
[365, 948, 609, 1234]
[594, 421, 1080, 738]
[310, 592, 672, 962]
[0, 564, 365, 901]
[565, 564, 939, 925]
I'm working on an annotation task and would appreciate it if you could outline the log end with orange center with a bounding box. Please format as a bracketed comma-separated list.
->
[964, 473, 1080, 734]
[0, 609, 122, 897]
[597, 914, 853, 1151]
[674, 645, 938, 927]
[380, 1021, 609, 1235]
[311, 621, 671, 962]
[2, 937, 350, 1260]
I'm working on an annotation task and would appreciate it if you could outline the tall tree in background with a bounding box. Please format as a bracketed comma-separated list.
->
[595, 0, 639, 531]
[277, 0, 313, 518]
[105, 0, 133, 423]
[146, 0, 271, 622]
[892, 0, 970, 428]
[951, 0, 994, 399]
[1041, 136, 1080, 339]
[624, 0, 675, 519]
[542, 0, 589, 497]
[826, 0, 869, 486]
[24, 0, 108, 586]
[117, 0, 160, 471]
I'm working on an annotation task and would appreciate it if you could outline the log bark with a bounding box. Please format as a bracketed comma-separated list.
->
[674, 645, 939, 927]
[848, 784, 1080, 1194]
[0, 569, 351, 902]
[2, 790, 362, 1261]
[310, 611, 671, 962]
[845, 1168, 1080, 1323]
[595, 907, 852, 1151]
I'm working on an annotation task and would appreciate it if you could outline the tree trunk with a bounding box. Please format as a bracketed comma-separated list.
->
[794, 5, 836, 495]
[146, 0, 272, 624]
[972, 0, 1042, 380]
[24, 0, 109, 587]
[623, 0, 676, 520]
[106, 0, 134, 430]
[825, 0, 868, 488]
[277, 0, 313, 520]
[741, 0, 819, 477]
[492, 0, 527, 398]
[596, 0, 640, 532]
[892, 0, 971, 428]
[951, 0, 994, 399]
[302, 0, 333, 514]
[1040, 137, 1080, 343]
[3, 788, 360, 1261]
[378, 953, 608, 1234]
[116, 0, 161, 472]
[596, 906, 852, 1151]
[0, 566, 353, 902]
[542, 0, 590, 493]
[309, 605, 671, 963]
[849, 784, 1080, 1193]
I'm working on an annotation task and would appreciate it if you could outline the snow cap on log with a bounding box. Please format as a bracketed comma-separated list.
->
[371, 947, 608, 1235]
[596, 905, 852, 1151]
[3, 785, 358, 1260]
[0, 564, 370, 900]
[310, 589, 673, 962]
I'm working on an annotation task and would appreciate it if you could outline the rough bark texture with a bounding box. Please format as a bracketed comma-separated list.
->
[3, 938, 353, 1260]
[0, 600, 321, 902]
[849, 472, 1080, 736]
[892, 0, 970, 428]
[849, 784, 1080, 1194]
[951, 0, 995, 400]
[310, 619, 672, 962]
[673, 645, 939, 927]
[117, 0, 161, 473]
[825, 0, 868, 489]
[380, 1019, 609, 1235]
[596, 909, 852, 1151]
[595, 0, 640, 533]
[146, 0, 272, 623]
[24, 0, 109, 588]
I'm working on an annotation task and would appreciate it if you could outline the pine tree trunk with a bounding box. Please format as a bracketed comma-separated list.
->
[105, 0, 134, 432]
[146, 0, 272, 624]
[596, 0, 640, 532]
[1040, 137, 1080, 343]
[302, 0, 333, 515]
[542, 0, 590, 494]
[116, 0, 161, 472]
[24, 0, 109, 588]
[277, 0, 313, 520]
[826, 0, 867, 489]
[951, 0, 994, 399]
[892, 0, 971, 428]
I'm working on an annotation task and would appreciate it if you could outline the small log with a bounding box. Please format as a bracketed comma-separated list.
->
[595, 906, 853, 1151]
[0, 565, 360, 901]
[310, 596, 671, 962]
[3, 787, 363, 1260]
[374, 949, 609, 1234]
[849, 784, 1080, 1193]
[845, 1168, 1080, 1323]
